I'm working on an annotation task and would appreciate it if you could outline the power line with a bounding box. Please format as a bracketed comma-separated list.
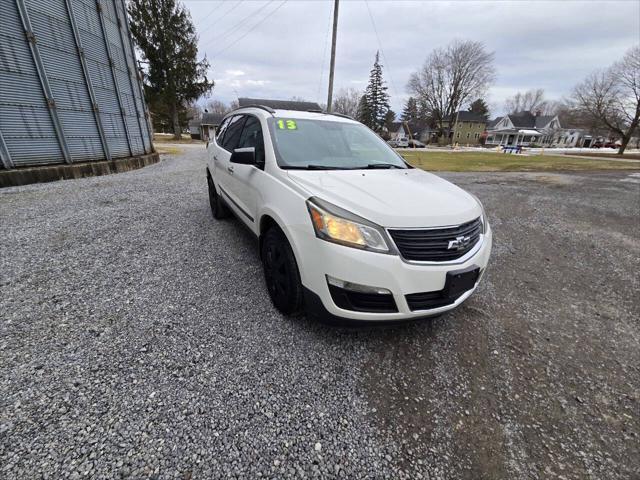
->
[201, 0, 276, 50]
[198, 1, 230, 26]
[364, 0, 399, 99]
[211, 0, 288, 59]
[199, 0, 244, 38]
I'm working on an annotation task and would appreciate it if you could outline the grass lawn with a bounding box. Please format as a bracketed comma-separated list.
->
[153, 133, 201, 144]
[400, 150, 640, 172]
[566, 151, 640, 160]
[155, 144, 182, 155]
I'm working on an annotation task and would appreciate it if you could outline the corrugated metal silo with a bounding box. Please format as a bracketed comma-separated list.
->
[0, 0, 154, 173]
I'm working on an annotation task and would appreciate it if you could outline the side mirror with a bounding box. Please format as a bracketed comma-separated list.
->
[230, 147, 256, 165]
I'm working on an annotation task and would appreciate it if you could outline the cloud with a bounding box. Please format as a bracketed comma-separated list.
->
[185, 0, 639, 117]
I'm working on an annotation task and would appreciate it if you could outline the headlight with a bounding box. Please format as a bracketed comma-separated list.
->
[469, 193, 487, 234]
[306, 197, 392, 253]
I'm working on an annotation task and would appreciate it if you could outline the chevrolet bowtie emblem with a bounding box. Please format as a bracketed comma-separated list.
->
[448, 235, 471, 251]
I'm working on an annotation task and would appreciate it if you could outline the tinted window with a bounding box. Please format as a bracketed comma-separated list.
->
[237, 116, 265, 165]
[221, 115, 246, 151]
[216, 116, 231, 144]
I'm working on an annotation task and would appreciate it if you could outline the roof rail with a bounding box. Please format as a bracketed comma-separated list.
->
[306, 109, 355, 120]
[231, 104, 276, 115]
[326, 112, 354, 120]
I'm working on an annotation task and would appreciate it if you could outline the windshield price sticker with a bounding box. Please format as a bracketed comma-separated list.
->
[277, 119, 297, 130]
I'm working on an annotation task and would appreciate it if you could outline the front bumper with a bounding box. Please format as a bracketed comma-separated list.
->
[297, 225, 492, 323]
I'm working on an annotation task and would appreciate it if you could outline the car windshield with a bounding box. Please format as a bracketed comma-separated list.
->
[268, 117, 408, 170]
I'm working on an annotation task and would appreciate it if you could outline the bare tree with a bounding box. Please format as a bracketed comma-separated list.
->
[504, 89, 557, 115]
[573, 45, 640, 154]
[205, 99, 231, 116]
[555, 99, 607, 135]
[332, 88, 361, 118]
[407, 40, 495, 142]
[185, 102, 202, 121]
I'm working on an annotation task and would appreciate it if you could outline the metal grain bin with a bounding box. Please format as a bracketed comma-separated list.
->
[0, 0, 153, 170]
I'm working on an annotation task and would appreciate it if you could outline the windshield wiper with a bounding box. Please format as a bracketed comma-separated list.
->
[281, 165, 352, 170]
[363, 163, 405, 169]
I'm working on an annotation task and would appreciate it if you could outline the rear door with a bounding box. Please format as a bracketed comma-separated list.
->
[210, 115, 231, 176]
[216, 115, 246, 216]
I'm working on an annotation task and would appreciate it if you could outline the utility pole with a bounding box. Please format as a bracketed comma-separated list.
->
[326, 0, 339, 112]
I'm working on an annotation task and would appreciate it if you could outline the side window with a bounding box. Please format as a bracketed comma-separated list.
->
[221, 115, 246, 152]
[237, 116, 265, 165]
[216, 117, 231, 145]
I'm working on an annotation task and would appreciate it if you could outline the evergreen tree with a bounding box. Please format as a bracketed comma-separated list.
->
[384, 109, 396, 132]
[401, 97, 420, 124]
[361, 52, 390, 131]
[468, 98, 490, 120]
[357, 94, 374, 128]
[129, 0, 214, 139]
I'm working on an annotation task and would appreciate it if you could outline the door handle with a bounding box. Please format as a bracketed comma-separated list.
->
[213, 155, 219, 162]
[227, 166, 234, 174]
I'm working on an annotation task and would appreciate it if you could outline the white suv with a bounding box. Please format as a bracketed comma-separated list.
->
[206, 106, 492, 323]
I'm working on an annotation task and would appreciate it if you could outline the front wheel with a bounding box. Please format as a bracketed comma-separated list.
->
[261, 227, 303, 315]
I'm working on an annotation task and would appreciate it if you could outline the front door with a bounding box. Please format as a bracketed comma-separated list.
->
[231, 115, 266, 225]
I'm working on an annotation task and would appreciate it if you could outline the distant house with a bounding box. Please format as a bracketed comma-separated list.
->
[444, 111, 487, 145]
[553, 129, 594, 148]
[389, 121, 437, 143]
[200, 113, 223, 141]
[189, 112, 224, 141]
[389, 122, 418, 139]
[188, 119, 201, 140]
[485, 111, 561, 147]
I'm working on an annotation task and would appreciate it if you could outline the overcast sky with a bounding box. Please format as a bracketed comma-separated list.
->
[183, 0, 639, 117]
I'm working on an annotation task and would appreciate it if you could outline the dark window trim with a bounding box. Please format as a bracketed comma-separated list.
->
[215, 116, 232, 147]
[220, 115, 247, 153]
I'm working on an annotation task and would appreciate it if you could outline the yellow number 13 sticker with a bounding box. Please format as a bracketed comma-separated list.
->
[277, 119, 297, 130]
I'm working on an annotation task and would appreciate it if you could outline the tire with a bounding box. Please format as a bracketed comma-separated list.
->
[207, 171, 229, 219]
[261, 227, 303, 315]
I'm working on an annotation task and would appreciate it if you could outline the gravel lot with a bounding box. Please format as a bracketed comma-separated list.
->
[1, 144, 639, 479]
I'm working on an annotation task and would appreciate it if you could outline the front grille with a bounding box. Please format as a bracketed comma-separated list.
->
[388, 217, 482, 262]
[406, 268, 480, 311]
[405, 290, 459, 311]
[328, 285, 398, 313]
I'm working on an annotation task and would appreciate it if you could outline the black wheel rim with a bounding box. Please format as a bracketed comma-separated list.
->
[264, 241, 290, 305]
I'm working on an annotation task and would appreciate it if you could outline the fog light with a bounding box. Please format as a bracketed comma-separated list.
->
[326, 275, 391, 295]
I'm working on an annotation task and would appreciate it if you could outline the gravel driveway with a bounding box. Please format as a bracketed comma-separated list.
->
[1, 144, 638, 479]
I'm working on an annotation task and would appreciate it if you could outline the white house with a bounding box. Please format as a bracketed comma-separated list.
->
[188, 112, 224, 141]
[485, 111, 561, 147]
[553, 129, 594, 148]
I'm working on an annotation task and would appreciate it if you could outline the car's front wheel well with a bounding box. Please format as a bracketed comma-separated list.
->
[259, 215, 281, 254]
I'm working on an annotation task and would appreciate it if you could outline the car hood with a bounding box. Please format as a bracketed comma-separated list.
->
[286, 168, 481, 228]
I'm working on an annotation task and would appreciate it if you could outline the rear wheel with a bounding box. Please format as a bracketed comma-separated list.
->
[261, 227, 303, 315]
[207, 172, 229, 219]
